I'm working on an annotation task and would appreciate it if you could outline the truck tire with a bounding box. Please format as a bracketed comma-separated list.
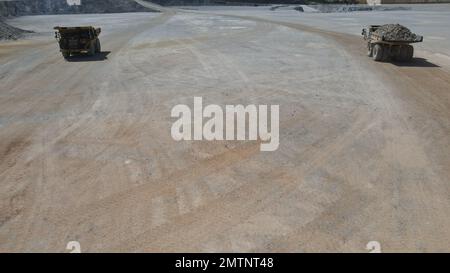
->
[397, 47, 407, 62]
[392, 46, 402, 62]
[405, 45, 414, 61]
[382, 45, 390, 62]
[367, 43, 373, 57]
[372, 44, 384, 62]
[88, 42, 96, 56]
[397, 45, 414, 62]
[95, 39, 101, 53]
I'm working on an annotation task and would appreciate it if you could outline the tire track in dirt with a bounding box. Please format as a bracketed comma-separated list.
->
[112, 107, 374, 251]
[0, 11, 177, 251]
[47, 101, 373, 251]
[41, 12, 380, 251]
[209, 11, 450, 192]
[3, 8, 450, 251]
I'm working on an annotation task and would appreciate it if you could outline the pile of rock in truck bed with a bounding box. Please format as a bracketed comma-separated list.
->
[374, 24, 421, 42]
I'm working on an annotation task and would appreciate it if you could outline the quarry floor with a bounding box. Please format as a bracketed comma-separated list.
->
[1, 5, 450, 252]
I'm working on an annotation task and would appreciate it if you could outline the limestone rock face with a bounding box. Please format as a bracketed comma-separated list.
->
[0, 20, 32, 40]
[0, 0, 155, 17]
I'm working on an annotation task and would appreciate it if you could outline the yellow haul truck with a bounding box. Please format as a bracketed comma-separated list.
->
[54, 26, 101, 59]
[362, 24, 423, 62]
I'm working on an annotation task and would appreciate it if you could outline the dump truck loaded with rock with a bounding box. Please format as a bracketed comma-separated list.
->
[362, 24, 423, 62]
[54, 26, 101, 59]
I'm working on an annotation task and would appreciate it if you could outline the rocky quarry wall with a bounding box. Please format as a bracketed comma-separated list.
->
[0, 0, 156, 17]
[0, 0, 157, 40]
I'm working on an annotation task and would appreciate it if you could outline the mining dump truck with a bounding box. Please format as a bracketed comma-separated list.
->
[54, 26, 101, 59]
[362, 24, 423, 62]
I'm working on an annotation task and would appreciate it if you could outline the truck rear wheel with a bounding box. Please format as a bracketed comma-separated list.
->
[397, 47, 407, 62]
[405, 45, 414, 61]
[397, 45, 414, 62]
[372, 44, 384, 62]
[95, 39, 101, 53]
[88, 42, 96, 56]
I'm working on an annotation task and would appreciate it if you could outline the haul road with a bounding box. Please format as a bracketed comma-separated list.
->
[1, 3, 450, 252]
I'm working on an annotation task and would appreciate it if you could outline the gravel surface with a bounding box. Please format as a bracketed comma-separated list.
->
[1, 5, 450, 253]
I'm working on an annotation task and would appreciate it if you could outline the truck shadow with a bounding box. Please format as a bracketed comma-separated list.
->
[66, 51, 111, 62]
[391, 58, 439, 68]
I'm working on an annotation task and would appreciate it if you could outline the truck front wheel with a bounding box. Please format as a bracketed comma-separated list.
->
[367, 44, 373, 57]
[372, 44, 384, 62]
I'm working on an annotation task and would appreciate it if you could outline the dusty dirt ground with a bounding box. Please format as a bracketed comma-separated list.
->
[1, 6, 450, 252]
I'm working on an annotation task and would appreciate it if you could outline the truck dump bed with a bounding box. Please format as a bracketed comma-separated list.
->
[54, 26, 101, 58]
[54, 26, 101, 35]
[371, 24, 423, 43]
